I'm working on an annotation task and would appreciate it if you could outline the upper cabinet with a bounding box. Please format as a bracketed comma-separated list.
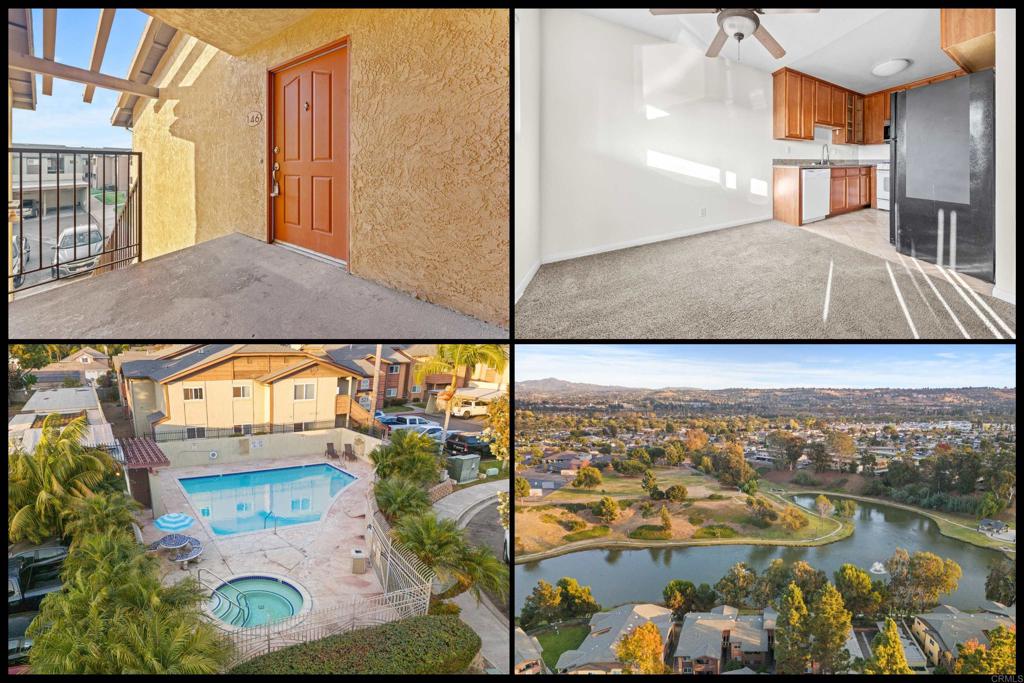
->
[831, 87, 846, 127]
[815, 81, 831, 125]
[864, 92, 885, 144]
[941, 9, 996, 72]
[773, 70, 813, 140]
[800, 76, 815, 139]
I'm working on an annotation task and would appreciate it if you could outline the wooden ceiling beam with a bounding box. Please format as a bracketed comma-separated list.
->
[83, 8, 117, 103]
[8, 51, 160, 99]
[41, 8, 56, 95]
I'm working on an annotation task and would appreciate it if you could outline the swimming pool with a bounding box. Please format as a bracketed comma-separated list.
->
[179, 463, 356, 536]
[209, 575, 306, 627]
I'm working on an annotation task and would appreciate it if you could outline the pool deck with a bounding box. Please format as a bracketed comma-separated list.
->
[140, 453, 383, 610]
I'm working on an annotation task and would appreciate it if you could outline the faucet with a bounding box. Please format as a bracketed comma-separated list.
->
[820, 144, 830, 165]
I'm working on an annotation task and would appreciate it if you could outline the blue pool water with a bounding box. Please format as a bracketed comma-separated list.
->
[179, 464, 356, 536]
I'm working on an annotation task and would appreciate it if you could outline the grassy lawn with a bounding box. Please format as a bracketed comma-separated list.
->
[549, 468, 713, 501]
[456, 470, 508, 491]
[535, 624, 589, 672]
[90, 189, 126, 205]
[382, 404, 414, 413]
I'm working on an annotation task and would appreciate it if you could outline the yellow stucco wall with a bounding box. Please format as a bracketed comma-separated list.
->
[132, 8, 509, 326]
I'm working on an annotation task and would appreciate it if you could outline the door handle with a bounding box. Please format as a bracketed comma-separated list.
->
[270, 161, 280, 198]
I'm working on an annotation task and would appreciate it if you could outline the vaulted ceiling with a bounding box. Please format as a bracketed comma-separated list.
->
[575, 8, 963, 93]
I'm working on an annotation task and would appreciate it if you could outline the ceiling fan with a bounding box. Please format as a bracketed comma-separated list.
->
[650, 8, 820, 59]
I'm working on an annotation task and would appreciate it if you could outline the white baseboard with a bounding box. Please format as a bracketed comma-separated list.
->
[991, 286, 1016, 305]
[540, 215, 774, 264]
[515, 259, 541, 303]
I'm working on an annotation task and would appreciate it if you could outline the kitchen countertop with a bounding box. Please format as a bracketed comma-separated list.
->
[773, 158, 888, 168]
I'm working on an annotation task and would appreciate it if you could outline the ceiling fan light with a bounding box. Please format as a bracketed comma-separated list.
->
[871, 58, 912, 77]
[721, 14, 757, 38]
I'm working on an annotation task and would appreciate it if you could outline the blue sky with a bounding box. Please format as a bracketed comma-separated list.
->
[515, 345, 1016, 390]
[12, 9, 148, 148]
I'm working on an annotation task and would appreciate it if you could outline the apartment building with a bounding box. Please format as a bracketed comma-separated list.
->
[32, 346, 110, 388]
[911, 604, 1016, 668]
[673, 606, 776, 674]
[12, 143, 131, 215]
[556, 603, 674, 674]
[8, 386, 114, 453]
[117, 344, 382, 440]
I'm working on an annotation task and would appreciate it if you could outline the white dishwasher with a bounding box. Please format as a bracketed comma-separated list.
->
[801, 168, 831, 224]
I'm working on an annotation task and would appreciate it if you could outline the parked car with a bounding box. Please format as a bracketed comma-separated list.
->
[7, 611, 39, 664]
[51, 224, 104, 278]
[444, 432, 492, 457]
[386, 415, 440, 430]
[373, 410, 386, 421]
[451, 399, 491, 418]
[11, 236, 29, 289]
[406, 425, 453, 443]
[8, 539, 67, 613]
[17, 199, 38, 220]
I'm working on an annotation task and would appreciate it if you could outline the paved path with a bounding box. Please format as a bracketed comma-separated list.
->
[434, 480, 509, 673]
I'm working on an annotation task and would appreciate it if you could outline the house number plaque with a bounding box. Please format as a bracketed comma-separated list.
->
[247, 111, 263, 126]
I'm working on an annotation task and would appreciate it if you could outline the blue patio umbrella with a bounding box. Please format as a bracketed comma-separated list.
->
[154, 512, 195, 532]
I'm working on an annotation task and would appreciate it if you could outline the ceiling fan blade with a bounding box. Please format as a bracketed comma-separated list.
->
[753, 24, 786, 58]
[759, 8, 820, 13]
[650, 9, 719, 15]
[706, 27, 728, 58]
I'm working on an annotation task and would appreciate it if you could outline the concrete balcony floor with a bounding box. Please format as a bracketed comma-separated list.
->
[9, 232, 506, 338]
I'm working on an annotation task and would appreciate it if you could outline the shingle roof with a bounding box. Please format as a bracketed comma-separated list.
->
[120, 437, 170, 469]
[515, 627, 545, 667]
[556, 603, 673, 672]
[120, 344, 237, 381]
[917, 605, 1014, 654]
[675, 607, 771, 660]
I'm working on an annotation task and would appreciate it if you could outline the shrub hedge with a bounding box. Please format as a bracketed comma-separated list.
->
[229, 615, 480, 675]
[693, 524, 738, 539]
[628, 525, 672, 540]
[563, 526, 610, 542]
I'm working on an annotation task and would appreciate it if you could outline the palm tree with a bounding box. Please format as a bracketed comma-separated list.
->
[9, 414, 116, 543]
[63, 491, 141, 548]
[28, 533, 231, 673]
[413, 344, 508, 432]
[370, 429, 441, 486]
[374, 477, 430, 523]
[394, 512, 509, 604]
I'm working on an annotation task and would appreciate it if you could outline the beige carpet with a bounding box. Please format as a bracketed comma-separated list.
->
[515, 220, 1016, 339]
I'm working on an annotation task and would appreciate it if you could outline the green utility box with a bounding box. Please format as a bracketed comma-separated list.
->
[446, 454, 480, 484]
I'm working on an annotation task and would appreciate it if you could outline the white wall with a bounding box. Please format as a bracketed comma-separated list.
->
[857, 143, 890, 160]
[537, 10, 864, 263]
[514, 9, 542, 300]
[994, 8, 1015, 304]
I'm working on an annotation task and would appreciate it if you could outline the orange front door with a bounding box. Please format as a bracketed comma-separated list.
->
[271, 42, 349, 262]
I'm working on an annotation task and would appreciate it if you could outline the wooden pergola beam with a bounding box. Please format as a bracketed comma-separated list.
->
[8, 51, 160, 99]
[83, 8, 117, 103]
[42, 8, 57, 95]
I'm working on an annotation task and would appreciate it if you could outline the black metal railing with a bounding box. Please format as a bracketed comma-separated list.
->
[153, 419, 389, 443]
[10, 147, 142, 292]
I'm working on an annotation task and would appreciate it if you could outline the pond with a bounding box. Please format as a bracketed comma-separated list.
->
[515, 495, 1005, 615]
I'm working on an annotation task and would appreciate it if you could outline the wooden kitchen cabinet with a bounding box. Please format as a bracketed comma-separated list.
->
[854, 94, 864, 144]
[800, 75, 815, 139]
[859, 174, 869, 207]
[815, 80, 831, 125]
[883, 90, 893, 121]
[864, 92, 885, 144]
[846, 175, 860, 208]
[831, 87, 846, 127]
[941, 9, 995, 72]
[830, 173, 847, 214]
[773, 70, 813, 140]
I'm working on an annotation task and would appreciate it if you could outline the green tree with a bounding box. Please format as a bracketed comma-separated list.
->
[740, 479, 759, 496]
[807, 442, 830, 473]
[63, 491, 140, 549]
[693, 583, 717, 612]
[369, 429, 441, 486]
[572, 466, 602, 489]
[629, 447, 651, 466]
[699, 456, 713, 474]
[783, 435, 806, 471]
[833, 563, 882, 617]
[664, 484, 687, 502]
[414, 344, 508, 432]
[614, 621, 666, 674]
[715, 562, 757, 607]
[789, 561, 827, 602]
[863, 617, 913, 674]
[825, 430, 856, 463]
[27, 533, 230, 673]
[984, 558, 1016, 606]
[640, 469, 658, 494]
[809, 583, 852, 674]
[884, 549, 962, 614]
[514, 476, 531, 499]
[374, 477, 429, 523]
[953, 625, 1016, 674]
[481, 393, 510, 471]
[593, 496, 620, 522]
[8, 414, 117, 543]
[660, 504, 672, 532]
[833, 499, 857, 518]
[977, 491, 1005, 519]
[779, 505, 809, 531]
[664, 442, 687, 466]
[752, 558, 791, 609]
[557, 577, 601, 620]
[519, 580, 561, 629]
[775, 582, 811, 674]
[663, 579, 697, 620]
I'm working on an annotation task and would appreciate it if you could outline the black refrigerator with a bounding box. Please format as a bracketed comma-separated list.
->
[889, 69, 996, 283]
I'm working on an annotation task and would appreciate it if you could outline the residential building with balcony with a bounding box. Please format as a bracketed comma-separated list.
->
[673, 605, 776, 674]
[910, 604, 1016, 668]
[555, 603, 674, 674]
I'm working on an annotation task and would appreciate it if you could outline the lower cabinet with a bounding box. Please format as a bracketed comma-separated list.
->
[829, 167, 872, 216]
[830, 175, 846, 214]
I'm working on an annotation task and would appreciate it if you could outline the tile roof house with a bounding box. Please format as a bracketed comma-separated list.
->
[673, 605, 777, 674]
[911, 604, 1016, 668]
[515, 627, 548, 675]
[556, 603, 674, 674]
[32, 346, 112, 388]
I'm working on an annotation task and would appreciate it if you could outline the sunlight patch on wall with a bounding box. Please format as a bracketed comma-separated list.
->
[646, 149, 720, 184]
[750, 178, 768, 196]
[725, 171, 737, 190]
